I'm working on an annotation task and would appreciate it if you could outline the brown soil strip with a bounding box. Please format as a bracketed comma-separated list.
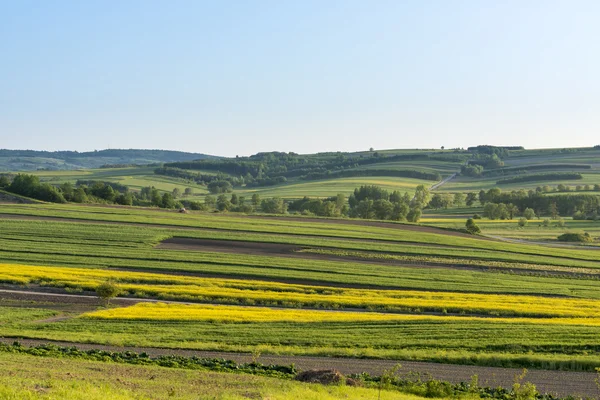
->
[0, 212, 489, 245]
[245, 214, 492, 240]
[156, 237, 590, 282]
[0, 337, 594, 398]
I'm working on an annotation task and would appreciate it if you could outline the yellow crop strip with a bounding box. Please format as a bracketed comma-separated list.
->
[4, 262, 600, 319]
[82, 302, 600, 327]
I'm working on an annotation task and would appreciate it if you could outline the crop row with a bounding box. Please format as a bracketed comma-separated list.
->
[8, 263, 600, 317]
[83, 302, 600, 324]
[2, 204, 600, 263]
[6, 305, 600, 371]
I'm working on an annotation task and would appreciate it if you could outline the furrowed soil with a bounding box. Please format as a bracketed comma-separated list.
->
[0, 337, 595, 398]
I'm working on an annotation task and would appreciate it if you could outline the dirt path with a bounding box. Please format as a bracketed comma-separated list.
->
[430, 173, 457, 191]
[0, 337, 595, 397]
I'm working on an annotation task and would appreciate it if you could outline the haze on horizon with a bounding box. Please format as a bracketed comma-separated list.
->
[1, 1, 599, 157]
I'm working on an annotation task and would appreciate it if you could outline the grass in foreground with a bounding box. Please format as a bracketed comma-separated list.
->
[0, 352, 420, 400]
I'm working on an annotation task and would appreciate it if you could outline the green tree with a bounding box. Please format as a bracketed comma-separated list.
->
[216, 194, 232, 211]
[413, 185, 430, 208]
[161, 192, 176, 208]
[172, 188, 181, 198]
[518, 217, 528, 227]
[406, 207, 422, 223]
[453, 193, 465, 207]
[251, 193, 261, 206]
[72, 187, 88, 203]
[184, 188, 194, 196]
[230, 193, 239, 205]
[465, 218, 481, 234]
[261, 197, 287, 214]
[204, 195, 216, 208]
[96, 281, 121, 306]
[373, 199, 394, 220]
[465, 192, 478, 206]
[506, 203, 519, 219]
[523, 208, 536, 220]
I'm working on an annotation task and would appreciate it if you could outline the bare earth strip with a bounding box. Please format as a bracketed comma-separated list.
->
[0, 336, 595, 398]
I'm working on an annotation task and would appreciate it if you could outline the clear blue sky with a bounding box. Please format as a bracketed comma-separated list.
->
[1, 1, 598, 156]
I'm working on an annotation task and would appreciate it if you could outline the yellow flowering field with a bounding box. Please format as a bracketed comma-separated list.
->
[82, 302, 600, 327]
[4, 262, 600, 319]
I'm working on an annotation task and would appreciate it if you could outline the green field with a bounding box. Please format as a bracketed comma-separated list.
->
[0, 351, 417, 400]
[1, 203, 600, 375]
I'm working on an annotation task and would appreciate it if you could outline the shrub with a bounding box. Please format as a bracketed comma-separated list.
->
[465, 219, 481, 234]
[557, 232, 593, 243]
[518, 218, 528, 227]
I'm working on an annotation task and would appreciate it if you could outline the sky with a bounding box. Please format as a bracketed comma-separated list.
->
[1, 0, 599, 157]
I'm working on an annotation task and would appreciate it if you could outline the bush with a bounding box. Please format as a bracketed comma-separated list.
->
[518, 218, 528, 227]
[557, 232, 593, 243]
[465, 218, 481, 234]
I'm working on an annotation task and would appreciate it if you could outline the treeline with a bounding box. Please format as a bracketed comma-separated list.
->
[346, 185, 429, 222]
[477, 187, 600, 220]
[496, 173, 582, 185]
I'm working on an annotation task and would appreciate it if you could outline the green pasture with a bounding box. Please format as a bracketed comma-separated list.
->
[0, 352, 408, 400]
[235, 176, 440, 198]
[4, 305, 600, 371]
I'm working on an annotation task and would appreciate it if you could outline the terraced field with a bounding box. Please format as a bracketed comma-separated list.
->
[0, 203, 600, 382]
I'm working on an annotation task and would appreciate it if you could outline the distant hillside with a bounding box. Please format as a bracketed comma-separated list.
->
[0, 149, 219, 171]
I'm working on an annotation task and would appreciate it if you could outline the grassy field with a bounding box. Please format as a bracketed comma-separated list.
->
[235, 176, 435, 198]
[0, 352, 417, 400]
[1, 203, 600, 374]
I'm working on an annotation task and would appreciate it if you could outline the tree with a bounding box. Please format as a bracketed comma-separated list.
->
[261, 197, 287, 214]
[548, 202, 559, 219]
[506, 203, 519, 219]
[350, 200, 375, 219]
[518, 217, 528, 227]
[373, 199, 394, 220]
[184, 188, 194, 196]
[413, 185, 430, 208]
[96, 281, 121, 306]
[523, 208, 536, 220]
[466, 193, 477, 207]
[230, 193, 239, 205]
[453, 193, 465, 207]
[172, 188, 181, 198]
[207, 181, 233, 194]
[251, 193, 261, 206]
[72, 187, 88, 203]
[478, 190, 487, 206]
[391, 203, 409, 221]
[406, 207, 422, 223]
[216, 194, 232, 211]
[465, 218, 481, 234]
[0, 175, 10, 188]
[161, 192, 176, 208]
[204, 195, 216, 208]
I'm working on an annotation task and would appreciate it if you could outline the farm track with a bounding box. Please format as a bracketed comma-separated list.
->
[0, 336, 596, 398]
